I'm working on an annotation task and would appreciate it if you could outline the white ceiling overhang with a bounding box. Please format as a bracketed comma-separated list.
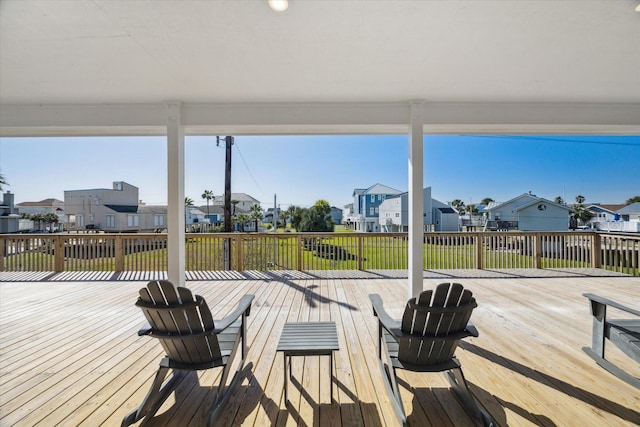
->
[1, 0, 639, 137]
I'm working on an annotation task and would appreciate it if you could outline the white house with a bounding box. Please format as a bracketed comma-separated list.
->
[484, 193, 573, 231]
[16, 198, 67, 229]
[595, 202, 640, 233]
[378, 187, 459, 232]
[347, 183, 403, 232]
[212, 193, 260, 211]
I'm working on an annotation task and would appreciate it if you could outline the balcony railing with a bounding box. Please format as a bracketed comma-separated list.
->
[1, 231, 638, 276]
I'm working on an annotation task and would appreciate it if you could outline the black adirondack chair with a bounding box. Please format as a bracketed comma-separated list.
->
[122, 280, 254, 427]
[370, 282, 495, 427]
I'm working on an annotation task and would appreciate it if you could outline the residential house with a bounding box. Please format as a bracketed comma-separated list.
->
[347, 184, 403, 232]
[64, 181, 167, 232]
[0, 191, 19, 233]
[16, 198, 67, 230]
[586, 204, 625, 229]
[330, 206, 343, 225]
[595, 202, 640, 232]
[484, 193, 573, 231]
[378, 187, 458, 232]
[212, 193, 260, 212]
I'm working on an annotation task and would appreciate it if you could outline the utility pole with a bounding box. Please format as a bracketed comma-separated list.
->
[217, 135, 234, 269]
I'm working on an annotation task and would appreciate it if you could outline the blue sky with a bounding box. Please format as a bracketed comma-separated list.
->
[0, 135, 638, 209]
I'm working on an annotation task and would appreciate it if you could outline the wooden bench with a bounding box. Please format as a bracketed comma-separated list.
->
[582, 293, 640, 390]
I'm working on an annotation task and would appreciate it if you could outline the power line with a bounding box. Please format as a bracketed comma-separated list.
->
[234, 141, 266, 196]
[466, 135, 640, 147]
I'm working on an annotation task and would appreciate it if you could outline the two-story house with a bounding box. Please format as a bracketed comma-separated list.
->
[64, 181, 167, 232]
[484, 192, 573, 231]
[212, 193, 260, 212]
[348, 183, 403, 232]
[378, 187, 459, 232]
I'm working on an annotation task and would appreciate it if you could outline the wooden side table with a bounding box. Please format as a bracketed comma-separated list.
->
[277, 321, 339, 403]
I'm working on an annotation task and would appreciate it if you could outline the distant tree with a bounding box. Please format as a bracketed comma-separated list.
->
[0, 172, 7, 190]
[202, 190, 214, 217]
[554, 196, 565, 205]
[250, 204, 263, 232]
[279, 209, 290, 229]
[185, 197, 194, 206]
[289, 206, 305, 231]
[236, 213, 250, 232]
[466, 204, 479, 215]
[231, 199, 239, 215]
[451, 199, 465, 215]
[572, 195, 593, 225]
[626, 196, 640, 204]
[481, 198, 494, 206]
[43, 213, 59, 231]
[299, 200, 334, 232]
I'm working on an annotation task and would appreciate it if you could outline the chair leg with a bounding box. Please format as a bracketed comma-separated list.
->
[583, 347, 640, 390]
[121, 363, 186, 427]
[378, 359, 407, 426]
[207, 337, 246, 427]
[446, 367, 496, 427]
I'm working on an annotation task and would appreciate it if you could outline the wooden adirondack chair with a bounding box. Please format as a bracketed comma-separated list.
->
[370, 282, 495, 427]
[122, 280, 254, 427]
[582, 293, 640, 390]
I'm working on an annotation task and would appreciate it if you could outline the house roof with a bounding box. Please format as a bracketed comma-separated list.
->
[137, 205, 167, 214]
[104, 205, 138, 213]
[618, 202, 640, 214]
[16, 198, 64, 207]
[363, 183, 403, 196]
[2, 1, 637, 137]
[485, 193, 572, 212]
[437, 207, 457, 214]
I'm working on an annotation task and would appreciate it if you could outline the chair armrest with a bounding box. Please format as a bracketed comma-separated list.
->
[138, 322, 152, 336]
[214, 294, 255, 332]
[369, 293, 403, 337]
[466, 320, 479, 338]
[583, 293, 640, 317]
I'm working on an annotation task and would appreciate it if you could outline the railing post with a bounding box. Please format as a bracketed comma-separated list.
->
[236, 234, 243, 271]
[115, 235, 124, 272]
[358, 235, 364, 270]
[475, 233, 483, 270]
[591, 232, 601, 269]
[533, 233, 542, 268]
[55, 235, 64, 272]
[0, 237, 5, 271]
[297, 235, 303, 271]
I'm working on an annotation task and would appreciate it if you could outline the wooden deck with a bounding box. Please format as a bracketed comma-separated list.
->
[1, 270, 639, 426]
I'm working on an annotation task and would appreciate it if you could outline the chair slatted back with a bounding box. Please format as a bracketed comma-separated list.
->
[137, 280, 220, 365]
[399, 282, 476, 365]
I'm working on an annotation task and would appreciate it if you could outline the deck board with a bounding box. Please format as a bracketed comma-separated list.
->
[1, 272, 639, 426]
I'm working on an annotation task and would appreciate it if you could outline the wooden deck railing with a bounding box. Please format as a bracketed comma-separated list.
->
[1, 231, 638, 276]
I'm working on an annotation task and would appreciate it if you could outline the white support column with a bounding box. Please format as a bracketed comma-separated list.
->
[166, 102, 185, 287]
[408, 102, 424, 299]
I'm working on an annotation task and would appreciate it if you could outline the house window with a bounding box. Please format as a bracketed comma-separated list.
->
[76, 214, 84, 227]
[154, 214, 164, 226]
[371, 195, 375, 202]
[369, 207, 374, 216]
[106, 215, 115, 228]
[127, 214, 139, 227]
[375, 207, 378, 214]
[89, 214, 94, 222]
[395, 213, 400, 217]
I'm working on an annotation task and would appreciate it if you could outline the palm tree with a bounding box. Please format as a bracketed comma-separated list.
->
[575, 195, 586, 204]
[0, 172, 7, 191]
[554, 196, 565, 205]
[250, 204, 263, 232]
[185, 197, 194, 206]
[481, 197, 494, 206]
[231, 199, 239, 216]
[202, 189, 214, 218]
[451, 199, 465, 215]
[236, 213, 250, 232]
